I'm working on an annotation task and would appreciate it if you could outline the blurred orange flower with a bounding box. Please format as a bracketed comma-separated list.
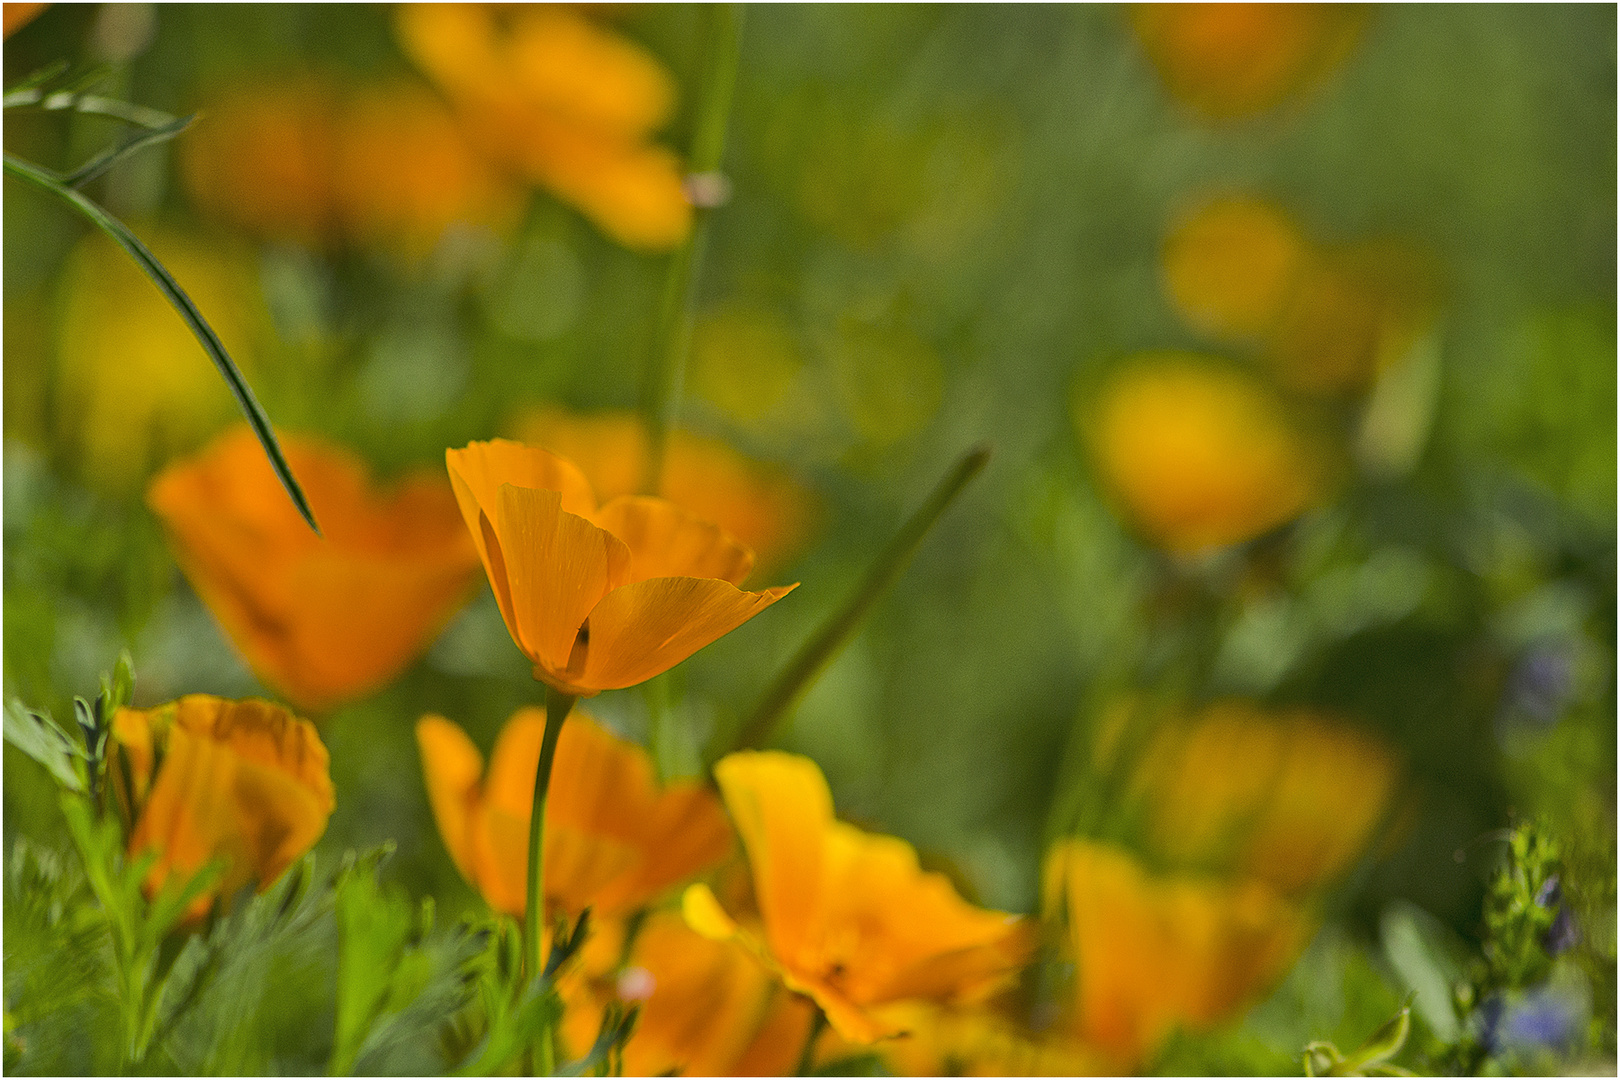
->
[181, 79, 521, 253]
[1161, 196, 1307, 343]
[445, 439, 795, 696]
[847, 1001, 1104, 1077]
[397, 4, 692, 251]
[1131, 4, 1368, 121]
[149, 425, 480, 713]
[3, 2, 47, 37]
[1043, 838, 1307, 1070]
[113, 695, 334, 918]
[417, 710, 732, 919]
[684, 751, 1034, 1044]
[1123, 699, 1401, 895]
[558, 911, 815, 1077]
[1082, 352, 1326, 553]
[511, 406, 818, 577]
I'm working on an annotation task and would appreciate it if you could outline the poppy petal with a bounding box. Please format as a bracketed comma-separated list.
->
[578, 578, 795, 692]
[594, 495, 755, 586]
[416, 715, 486, 884]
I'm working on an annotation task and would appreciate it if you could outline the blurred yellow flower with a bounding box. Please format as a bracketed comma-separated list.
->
[55, 228, 263, 493]
[1162, 197, 1442, 395]
[180, 79, 521, 253]
[113, 695, 334, 919]
[445, 439, 795, 696]
[1130, 4, 1368, 121]
[396, 3, 692, 251]
[510, 405, 818, 577]
[1124, 700, 1401, 895]
[148, 425, 480, 713]
[417, 710, 732, 919]
[1162, 196, 1307, 343]
[1082, 353, 1325, 553]
[1043, 838, 1307, 1070]
[558, 910, 815, 1077]
[684, 751, 1034, 1044]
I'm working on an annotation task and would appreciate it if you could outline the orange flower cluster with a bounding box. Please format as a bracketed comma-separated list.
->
[114, 695, 333, 919]
[446, 439, 795, 697]
[396, 4, 693, 251]
[149, 425, 480, 713]
[181, 79, 521, 254]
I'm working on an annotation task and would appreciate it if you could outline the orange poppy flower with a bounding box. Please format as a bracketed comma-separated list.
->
[180, 79, 521, 253]
[558, 911, 815, 1077]
[683, 751, 1034, 1044]
[445, 439, 795, 697]
[1080, 352, 1325, 553]
[838, 1001, 1105, 1077]
[148, 425, 481, 713]
[1121, 700, 1400, 895]
[1130, 4, 1368, 121]
[113, 695, 334, 918]
[417, 709, 732, 919]
[1043, 838, 1307, 1070]
[396, 3, 692, 251]
[1161, 196, 1308, 344]
[510, 406, 818, 577]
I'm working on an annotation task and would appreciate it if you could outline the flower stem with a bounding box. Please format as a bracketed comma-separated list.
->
[639, 3, 744, 494]
[523, 687, 575, 982]
[732, 445, 992, 753]
[795, 1005, 828, 1076]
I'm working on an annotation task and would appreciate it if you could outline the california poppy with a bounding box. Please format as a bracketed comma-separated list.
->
[113, 695, 334, 918]
[1130, 4, 1368, 121]
[1043, 838, 1306, 1069]
[180, 79, 520, 253]
[684, 751, 1034, 1043]
[417, 710, 732, 919]
[445, 439, 794, 697]
[558, 910, 815, 1077]
[510, 406, 817, 577]
[149, 425, 481, 713]
[841, 1001, 1105, 1077]
[1081, 352, 1325, 553]
[396, 4, 692, 251]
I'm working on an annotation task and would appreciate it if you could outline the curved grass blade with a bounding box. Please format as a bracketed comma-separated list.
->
[3, 58, 69, 97]
[4, 152, 320, 533]
[731, 444, 991, 753]
[62, 112, 195, 188]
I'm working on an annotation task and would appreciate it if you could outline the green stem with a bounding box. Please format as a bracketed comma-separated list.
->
[522, 688, 575, 983]
[639, 3, 744, 494]
[794, 1006, 827, 1076]
[732, 445, 991, 753]
[2, 152, 319, 534]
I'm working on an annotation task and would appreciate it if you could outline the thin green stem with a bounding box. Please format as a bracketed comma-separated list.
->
[2, 152, 319, 534]
[732, 445, 992, 753]
[794, 1005, 828, 1076]
[522, 688, 575, 982]
[639, 3, 744, 494]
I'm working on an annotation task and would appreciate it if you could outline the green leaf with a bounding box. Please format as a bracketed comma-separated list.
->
[4, 697, 84, 792]
[2, 152, 321, 534]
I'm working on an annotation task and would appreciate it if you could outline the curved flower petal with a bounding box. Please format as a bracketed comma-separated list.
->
[594, 495, 755, 586]
[495, 483, 630, 677]
[416, 715, 485, 883]
[579, 577, 796, 693]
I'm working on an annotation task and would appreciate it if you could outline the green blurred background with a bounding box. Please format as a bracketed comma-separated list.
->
[4, 3, 1615, 1068]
